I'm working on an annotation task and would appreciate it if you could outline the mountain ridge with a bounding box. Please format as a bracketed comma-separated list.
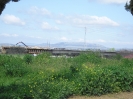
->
[0, 42, 107, 50]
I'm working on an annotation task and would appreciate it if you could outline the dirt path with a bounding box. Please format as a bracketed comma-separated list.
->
[69, 92, 133, 99]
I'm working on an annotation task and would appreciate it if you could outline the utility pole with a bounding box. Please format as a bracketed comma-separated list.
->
[47, 41, 50, 49]
[84, 27, 86, 50]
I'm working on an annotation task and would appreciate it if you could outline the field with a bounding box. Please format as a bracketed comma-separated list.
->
[0, 52, 133, 99]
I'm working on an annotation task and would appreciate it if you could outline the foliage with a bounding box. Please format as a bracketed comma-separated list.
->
[0, 54, 10, 66]
[3, 56, 27, 77]
[23, 54, 33, 64]
[33, 52, 51, 64]
[125, 0, 133, 15]
[113, 54, 122, 60]
[0, 0, 20, 15]
[73, 51, 101, 64]
[1, 52, 133, 99]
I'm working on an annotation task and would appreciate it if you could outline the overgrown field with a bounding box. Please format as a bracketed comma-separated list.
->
[0, 52, 133, 99]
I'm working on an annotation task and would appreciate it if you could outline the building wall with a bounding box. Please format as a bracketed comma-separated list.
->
[2, 46, 27, 54]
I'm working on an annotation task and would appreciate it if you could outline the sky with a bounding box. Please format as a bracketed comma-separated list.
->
[0, 0, 133, 49]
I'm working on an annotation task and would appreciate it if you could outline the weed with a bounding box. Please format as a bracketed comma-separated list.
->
[23, 54, 33, 64]
[1, 52, 133, 99]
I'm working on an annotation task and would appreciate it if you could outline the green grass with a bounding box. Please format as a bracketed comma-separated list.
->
[0, 52, 133, 99]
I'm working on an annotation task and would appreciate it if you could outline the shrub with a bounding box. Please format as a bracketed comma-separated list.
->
[34, 52, 51, 64]
[1, 52, 133, 99]
[114, 54, 122, 60]
[121, 58, 133, 67]
[73, 51, 101, 65]
[4, 56, 27, 77]
[76, 64, 133, 96]
[0, 55, 10, 66]
[23, 54, 33, 64]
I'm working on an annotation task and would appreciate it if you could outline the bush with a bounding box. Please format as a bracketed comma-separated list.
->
[76, 64, 133, 96]
[121, 58, 133, 67]
[23, 54, 33, 64]
[114, 54, 122, 60]
[73, 51, 101, 65]
[33, 52, 51, 64]
[4, 56, 27, 77]
[1, 52, 133, 98]
[0, 55, 10, 66]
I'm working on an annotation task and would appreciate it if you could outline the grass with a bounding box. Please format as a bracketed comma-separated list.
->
[0, 52, 133, 99]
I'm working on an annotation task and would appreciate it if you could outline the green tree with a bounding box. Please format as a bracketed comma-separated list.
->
[125, 0, 133, 15]
[0, 0, 20, 15]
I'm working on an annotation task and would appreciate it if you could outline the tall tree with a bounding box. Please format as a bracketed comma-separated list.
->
[125, 0, 133, 15]
[0, 0, 20, 15]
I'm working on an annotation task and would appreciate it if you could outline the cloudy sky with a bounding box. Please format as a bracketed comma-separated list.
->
[0, 0, 133, 49]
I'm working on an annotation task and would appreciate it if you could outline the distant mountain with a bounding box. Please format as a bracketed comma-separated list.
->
[37, 42, 107, 50]
[0, 43, 15, 46]
[54, 42, 107, 50]
[0, 42, 108, 50]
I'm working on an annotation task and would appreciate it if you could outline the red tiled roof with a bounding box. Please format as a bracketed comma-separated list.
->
[124, 54, 133, 59]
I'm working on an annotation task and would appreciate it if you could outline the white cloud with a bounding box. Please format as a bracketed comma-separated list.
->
[100, 0, 129, 4]
[0, 33, 18, 37]
[0, 33, 10, 37]
[96, 39, 106, 43]
[29, 36, 43, 39]
[12, 34, 19, 37]
[78, 38, 84, 42]
[60, 37, 68, 41]
[89, 16, 119, 26]
[109, 40, 133, 45]
[1, 14, 25, 26]
[55, 20, 63, 24]
[28, 6, 51, 16]
[41, 22, 59, 30]
[57, 15, 119, 27]
[88, 0, 129, 4]
[85, 39, 107, 44]
[41, 22, 51, 30]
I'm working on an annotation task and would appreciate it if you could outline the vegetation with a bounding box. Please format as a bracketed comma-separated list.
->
[0, 52, 133, 99]
[125, 0, 133, 15]
[0, 0, 20, 15]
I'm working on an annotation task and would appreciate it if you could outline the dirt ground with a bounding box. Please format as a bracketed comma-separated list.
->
[69, 92, 133, 99]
